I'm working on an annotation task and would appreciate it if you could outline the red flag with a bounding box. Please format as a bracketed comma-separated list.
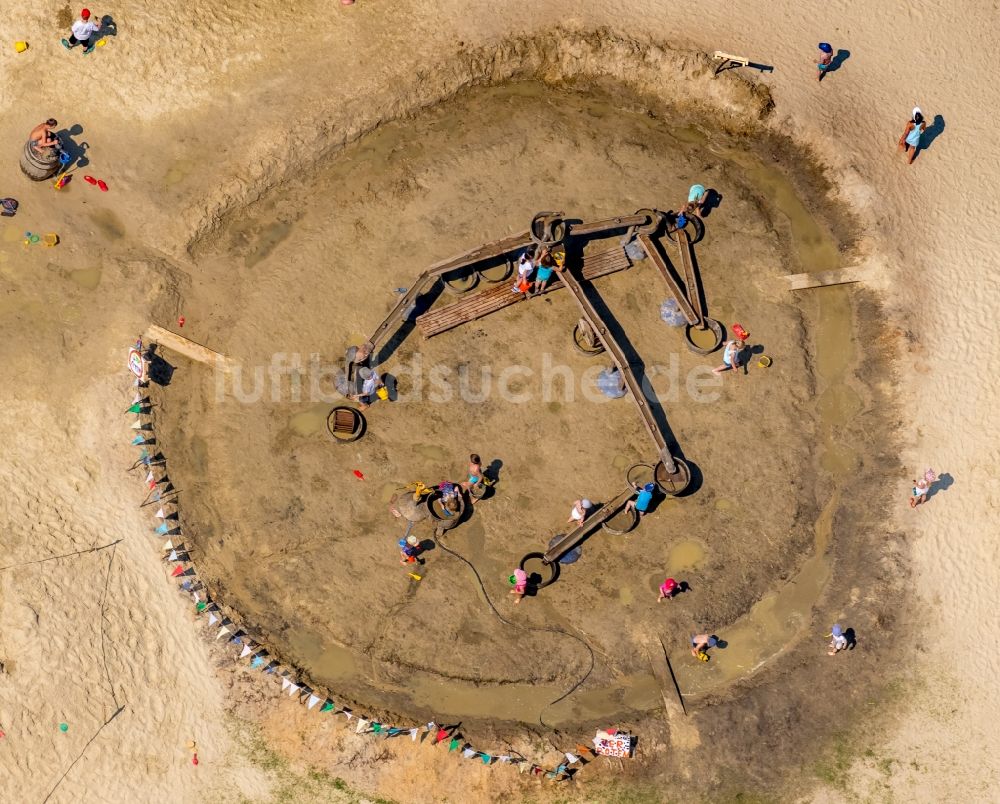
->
[436, 728, 447, 743]
[353, 470, 365, 480]
[171, 565, 185, 577]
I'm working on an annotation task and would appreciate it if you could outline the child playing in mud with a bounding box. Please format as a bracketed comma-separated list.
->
[567, 498, 593, 525]
[827, 624, 848, 655]
[657, 578, 679, 602]
[625, 481, 656, 518]
[512, 252, 534, 294]
[681, 183, 708, 216]
[509, 568, 528, 604]
[713, 339, 745, 375]
[691, 633, 718, 660]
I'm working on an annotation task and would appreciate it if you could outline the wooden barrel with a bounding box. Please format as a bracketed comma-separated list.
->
[326, 406, 366, 442]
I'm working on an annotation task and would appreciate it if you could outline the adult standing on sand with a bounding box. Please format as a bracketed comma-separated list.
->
[898, 108, 926, 164]
[62, 9, 102, 54]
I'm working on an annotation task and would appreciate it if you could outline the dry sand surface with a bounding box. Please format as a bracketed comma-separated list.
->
[1, 1, 998, 802]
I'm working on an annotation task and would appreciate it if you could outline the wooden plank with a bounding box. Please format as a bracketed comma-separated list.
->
[638, 235, 698, 325]
[783, 266, 869, 291]
[144, 325, 235, 371]
[642, 635, 686, 717]
[417, 247, 633, 338]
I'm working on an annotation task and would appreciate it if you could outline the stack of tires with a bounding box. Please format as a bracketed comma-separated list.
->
[20, 140, 60, 181]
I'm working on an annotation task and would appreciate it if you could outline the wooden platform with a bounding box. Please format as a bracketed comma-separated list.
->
[416, 246, 633, 338]
[144, 325, 235, 371]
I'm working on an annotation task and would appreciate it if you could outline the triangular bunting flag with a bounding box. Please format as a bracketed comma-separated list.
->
[518, 762, 529, 774]
[251, 655, 265, 669]
[436, 728, 448, 743]
[145, 471, 154, 484]
[307, 695, 321, 710]
[287, 683, 300, 696]
[131, 420, 142, 430]
[321, 701, 334, 713]
[388, 728, 400, 736]
[410, 728, 418, 741]
[216, 626, 230, 640]
[155, 523, 169, 535]
[355, 718, 368, 734]
[131, 435, 145, 445]
[462, 748, 475, 759]
[281, 677, 291, 691]
[565, 752, 579, 764]
[448, 738, 460, 752]
[498, 755, 511, 763]
[155, 508, 166, 519]
[168, 550, 178, 561]
[132, 393, 142, 405]
[196, 601, 207, 612]
[343, 710, 352, 720]
[240, 644, 252, 659]
[371, 723, 382, 734]
[426, 721, 435, 731]
[170, 565, 184, 577]
[481, 754, 491, 765]
[126, 403, 142, 414]
[208, 612, 219, 626]
[162, 540, 173, 551]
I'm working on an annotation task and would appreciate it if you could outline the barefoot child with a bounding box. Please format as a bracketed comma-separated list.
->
[898, 108, 926, 165]
[713, 339, 745, 375]
[827, 624, 848, 655]
[509, 568, 528, 604]
[817, 42, 833, 81]
[657, 577, 678, 602]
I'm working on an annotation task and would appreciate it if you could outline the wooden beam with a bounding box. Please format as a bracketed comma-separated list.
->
[712, 51, 750, 66]
[143, 325, 235, 371]
[782, 266, 870, 291]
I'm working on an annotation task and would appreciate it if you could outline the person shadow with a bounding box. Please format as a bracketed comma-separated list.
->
[56, 124, 90, 168]
[926, 472, 953, 501]
[844, 627, 858, 650]
[700, 189, 723, 218]
[827, 49, 851, 73]
[99, 15, 119, 38]
[922, 115, 946, 150]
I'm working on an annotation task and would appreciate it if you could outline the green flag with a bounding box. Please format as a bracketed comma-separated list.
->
[321, 701, 334, 712]
[481, 754, 491, 764]
[126, 403, 142, 413]
[372, 723, 381, 733]
[449, 738, 460, 752]
[196, 601, 207, 612]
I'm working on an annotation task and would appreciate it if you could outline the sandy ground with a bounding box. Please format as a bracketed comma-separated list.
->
[1, 1, 998, 802]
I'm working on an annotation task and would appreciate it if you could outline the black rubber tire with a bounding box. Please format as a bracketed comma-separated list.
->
[684, 317, 724, 355]
[530, 212, 567, 248]
[655, 457, 692, 496]
[20, 140, 59, 181]
[477, 258, 512, 283]
[664, 214, 705, 244]
[625, 462, 657, 489]
[326, 406, 366, 442]
[572, 323, 605, 356]
[633, 208, 664, 236]
[602, 507, 639, 535]
[518, 551, 560, 589]
[442, 272, 479, 295]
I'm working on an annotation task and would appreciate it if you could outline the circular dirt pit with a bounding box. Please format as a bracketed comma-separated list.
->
[159, 80, 881, 731]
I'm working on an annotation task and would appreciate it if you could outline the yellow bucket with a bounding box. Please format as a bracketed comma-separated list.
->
[376, 386, 389, 401]
[43, 233, 60, 247]
[14, 41, 28, 53]
[757, 355, 772, 368]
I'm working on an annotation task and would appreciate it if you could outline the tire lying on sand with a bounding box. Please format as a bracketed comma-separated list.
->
[20, 140, 61, 181]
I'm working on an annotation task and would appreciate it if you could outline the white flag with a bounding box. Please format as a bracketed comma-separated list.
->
[155, 508, 166, 519]
[162, 540, 173, 551]
[355, 718, 368, 734]
[463, 748, 475, 759]
[145, 471, 154, 484]
[240, 644, 252, 659]
[281, 677, 291, 691]
[426, 721, 435, 731]
[307, 694, 321, 710]
[565, 752, 578, 764]
[410, 728, 418, 741]
[168, 549, 178, 561]
[499, 755, 511, 763]
[132, 393, 142, 405]
[208, 612, 218, 626]
[216, 626, 230, 640]
[287, 683, 300, 697]
[345, 712, 353, 721]
[131, 420, 142, 430]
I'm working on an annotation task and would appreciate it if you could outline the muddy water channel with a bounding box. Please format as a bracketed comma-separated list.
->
[173, 81, 866, 728]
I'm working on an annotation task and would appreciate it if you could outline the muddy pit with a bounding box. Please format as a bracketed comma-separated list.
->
[154, 79, 896, 781]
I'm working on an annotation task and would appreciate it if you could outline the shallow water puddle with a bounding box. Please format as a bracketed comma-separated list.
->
[288, 403, 332, 435]
[666, 540, 705, 573]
